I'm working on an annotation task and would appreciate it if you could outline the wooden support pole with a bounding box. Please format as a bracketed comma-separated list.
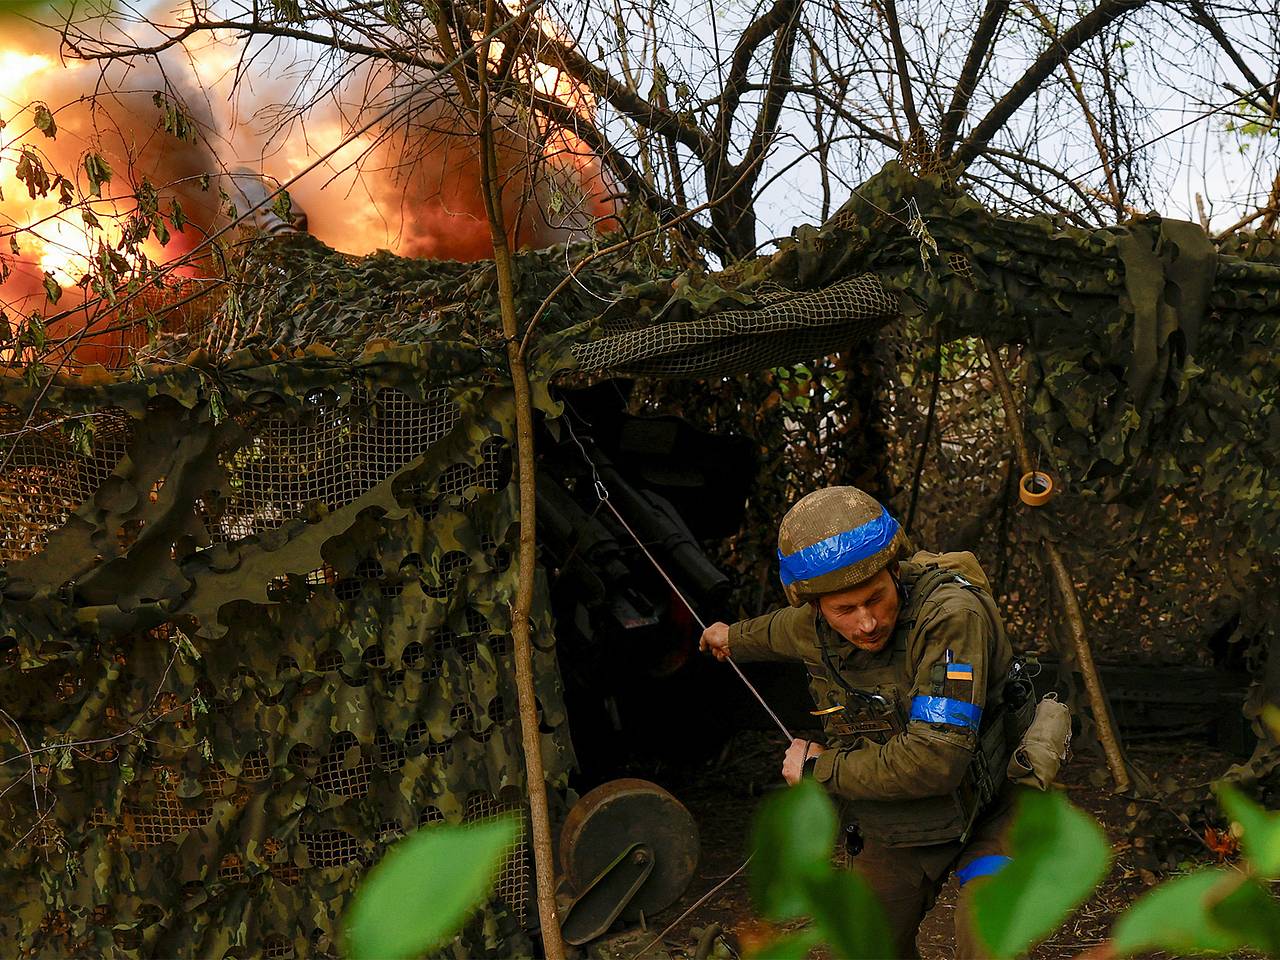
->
[981, 337, 1133, 793]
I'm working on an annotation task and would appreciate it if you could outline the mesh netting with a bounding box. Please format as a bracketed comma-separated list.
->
[878, 335, 1241, 669]
[0, 386, 460, 565]
[571, 274, 898, 377]
[213, 387, 459, 541]
[0, 406, 134, 565]
[465, 792, 531, 925]
[0, 374, 568, 959]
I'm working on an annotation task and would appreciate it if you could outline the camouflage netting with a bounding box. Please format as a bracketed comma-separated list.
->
[570, 274, 898, 377]
[0, 343, 579, 956]
[1, 162, 1278, 955]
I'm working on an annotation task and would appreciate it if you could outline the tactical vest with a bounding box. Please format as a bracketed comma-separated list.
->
[805, 554, 1034, 847]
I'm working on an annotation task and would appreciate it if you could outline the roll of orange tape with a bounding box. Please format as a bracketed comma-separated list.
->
[1019, 471, 1055, 507]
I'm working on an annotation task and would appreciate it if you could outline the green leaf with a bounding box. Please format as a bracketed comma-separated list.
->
[800, 868, 894, 959]
[271, 0, 302, 21]
[152, 92, 197, 143]
[969, 790, 1111, 958]
[83, 152, 113, 198]
[33, 103, 56, 139]
[1214, 782, 1280, 877]
[173, 627, 201, 661]
[1263, 705, 1280, 741]
[25, 313, 45, 351]
[271, 189, 293, 224]
[1209, 875, 1280, 955]
[42, 272, 62, 304]
[748, 927, 821, 960]
[749, 778, 838, 920]
[68, 418, 94, 456]
[343, 816, 518, 960]
[169, 198, 186, 232]
[16, 146, 50, 198]
[1112, 869, 1249, 955]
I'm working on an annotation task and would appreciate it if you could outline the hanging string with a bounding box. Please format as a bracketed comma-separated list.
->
[630, 854, 753, 958]
[561, 413, 794, 743]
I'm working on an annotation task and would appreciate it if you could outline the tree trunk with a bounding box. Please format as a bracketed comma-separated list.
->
[708, 174, 758, 261]
[438, 4, 567, 953]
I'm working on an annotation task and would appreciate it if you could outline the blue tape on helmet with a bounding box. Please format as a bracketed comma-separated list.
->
[956, 855, 1012, 885]
[909, 695, 982, 729]
[777, 506, 900, 586]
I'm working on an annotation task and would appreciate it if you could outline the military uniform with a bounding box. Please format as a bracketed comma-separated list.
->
[728, 551, 1024, 959]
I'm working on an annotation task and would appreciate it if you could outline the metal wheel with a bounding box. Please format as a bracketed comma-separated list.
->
[559, 778, 700, 920]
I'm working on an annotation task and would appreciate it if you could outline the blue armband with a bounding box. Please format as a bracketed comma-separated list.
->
[909, 695, 982, 729]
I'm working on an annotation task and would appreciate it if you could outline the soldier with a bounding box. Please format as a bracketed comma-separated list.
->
[699, 486, 1034, 959]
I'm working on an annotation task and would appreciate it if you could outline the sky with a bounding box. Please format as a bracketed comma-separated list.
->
[572, 0, 1279, 242]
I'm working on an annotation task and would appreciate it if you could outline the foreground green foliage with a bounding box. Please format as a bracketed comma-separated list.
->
[343, 816, 519, 959]
[968, 791, 1110, 956]
[748, 780, 893, 959]
[1112, 783, 1280, 957]
[749, 780, 1280, 959]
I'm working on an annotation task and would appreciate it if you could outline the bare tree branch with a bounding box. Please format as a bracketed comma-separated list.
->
[953, 0, 1150, 169]
[938, 0, 1009, 159]
[980, 145, 1108, 222]
[879, 0, 926, 149]
[1184, 0, 1275, 114]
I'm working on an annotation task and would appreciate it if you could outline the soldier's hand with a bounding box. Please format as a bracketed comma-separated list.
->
[699, 622, 732, 661]
[782, 738, 825, 785]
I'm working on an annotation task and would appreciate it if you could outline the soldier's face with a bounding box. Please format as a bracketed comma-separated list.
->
[816, 567, 901, 652]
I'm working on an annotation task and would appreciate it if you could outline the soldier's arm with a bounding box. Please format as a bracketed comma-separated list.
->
[811, 590, 993, 800]
[721, 605, 817, 662]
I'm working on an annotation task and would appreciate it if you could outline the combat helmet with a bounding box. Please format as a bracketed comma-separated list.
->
[777, 486, 908, 606]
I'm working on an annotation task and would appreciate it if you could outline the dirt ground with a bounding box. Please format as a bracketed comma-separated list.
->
[612, 731, 1247, 960]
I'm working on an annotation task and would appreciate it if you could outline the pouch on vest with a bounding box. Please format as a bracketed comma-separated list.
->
[1007, 692, 1071, 790]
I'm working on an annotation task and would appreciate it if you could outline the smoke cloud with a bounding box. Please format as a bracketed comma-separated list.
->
[0, 10, 613, 365]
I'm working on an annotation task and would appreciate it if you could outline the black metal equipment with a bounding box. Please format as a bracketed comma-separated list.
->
[537, 385, 757, 782]
[558, 779, 700, 945]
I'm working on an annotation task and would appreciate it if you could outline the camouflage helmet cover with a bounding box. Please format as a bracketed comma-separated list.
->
[777, 486, 908, 606]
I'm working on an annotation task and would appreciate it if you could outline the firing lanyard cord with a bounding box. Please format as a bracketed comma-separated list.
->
[561, 416, 793, 743]
[599, 495, 782, 954]
[562, 416, 791, 958]
[631, 853, 753, 958]
[596, 495, 795, 743]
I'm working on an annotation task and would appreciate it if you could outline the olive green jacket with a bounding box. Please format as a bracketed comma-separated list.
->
[728, 552, 1012, 803]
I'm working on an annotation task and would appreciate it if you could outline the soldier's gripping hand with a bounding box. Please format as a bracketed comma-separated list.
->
[699, 622, 732, 661]
[782, 738, 825, 785]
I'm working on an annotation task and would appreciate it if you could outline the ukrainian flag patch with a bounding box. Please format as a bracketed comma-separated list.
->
[946, 663, 974, 681]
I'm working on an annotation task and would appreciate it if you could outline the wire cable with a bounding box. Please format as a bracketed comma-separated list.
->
[629, 853, 753, 959]
[561, 412, 794, 743]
